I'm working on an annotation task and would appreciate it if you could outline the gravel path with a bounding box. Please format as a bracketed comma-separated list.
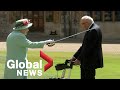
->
[0, 42, 120, 54]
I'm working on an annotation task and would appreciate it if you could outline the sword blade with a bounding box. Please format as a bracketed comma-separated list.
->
[54, 30, 89, 43]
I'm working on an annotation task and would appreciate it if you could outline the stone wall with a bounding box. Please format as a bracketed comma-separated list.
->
[0, 11, 120, 43]
[96, 22, 120, 42]
[0, 11, 13, 39]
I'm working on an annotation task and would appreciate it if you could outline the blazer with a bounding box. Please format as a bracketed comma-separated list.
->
[74, 23, 103, 69]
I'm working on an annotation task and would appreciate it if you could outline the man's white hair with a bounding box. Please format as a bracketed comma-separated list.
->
[81, 15, 94, 24]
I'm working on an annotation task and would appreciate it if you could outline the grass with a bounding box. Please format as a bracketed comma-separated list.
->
[0, 50, 120, 79]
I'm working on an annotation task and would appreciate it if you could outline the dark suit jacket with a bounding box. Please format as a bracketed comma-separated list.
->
[74, 23, 103, 69]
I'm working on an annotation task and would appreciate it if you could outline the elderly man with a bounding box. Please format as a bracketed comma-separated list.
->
[70, 15, 103, 79]
[4, 19, 55, 79]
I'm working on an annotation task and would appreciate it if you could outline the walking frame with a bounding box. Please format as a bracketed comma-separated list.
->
[54, 59, 74, 79]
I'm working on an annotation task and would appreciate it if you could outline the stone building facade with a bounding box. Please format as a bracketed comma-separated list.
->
[0, 11, 120, 42]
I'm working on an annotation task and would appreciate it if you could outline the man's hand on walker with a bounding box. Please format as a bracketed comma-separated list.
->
[72, 59, 80, 65]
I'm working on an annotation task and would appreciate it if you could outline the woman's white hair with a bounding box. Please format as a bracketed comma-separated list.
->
[81, 15, 94, 24]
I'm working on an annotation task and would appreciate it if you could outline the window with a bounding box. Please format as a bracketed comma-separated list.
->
[28, 11, 32, 18]
[115, 11, 120, 21]
[33, 11, 39, 17]
[9, 11, 22, 23]
[46, 11, 53, 22]
[39, 11, 44, 18]
[22, 11, 28, 18]
[94, 11, 102, 21]
[15, 11, 22, 20]
[61, 11, 67, 24]
[71, 11, 76, 24]
[53, 11, 60, 23]
[104, 11, 112, 21]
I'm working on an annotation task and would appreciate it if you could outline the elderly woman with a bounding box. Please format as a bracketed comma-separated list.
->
[4, 19, 55, 79]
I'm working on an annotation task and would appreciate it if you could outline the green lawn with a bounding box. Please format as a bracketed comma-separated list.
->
[0, 50, 120, 79]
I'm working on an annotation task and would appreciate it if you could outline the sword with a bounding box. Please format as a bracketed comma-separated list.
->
[47, 29, 89, 47]
[54, 22, 93, 43]
[54, 29, 89, 43]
